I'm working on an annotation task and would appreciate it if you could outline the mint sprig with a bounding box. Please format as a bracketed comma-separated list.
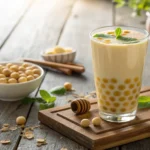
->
[93, 34, 114, 38]
[115, 27, 138, 43]
[21, 89, 56, 110]
[117, 36, 138, 43]
[40, 90, 56, 103]
[50, 86, 66, 95]
[21, 97, 45, 104]
[138, 96, 150, 109]
[115, 27, 122, 38]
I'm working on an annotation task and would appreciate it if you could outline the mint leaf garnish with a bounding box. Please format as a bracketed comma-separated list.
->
[39, 102, 55, 110]
[50, 86, 66, 95]
[93, 34, 114, 38]
[22, 89, 56, 110]
[21, 97, 44, 104]
[117, 36, 138, 43]
[40, 90, 56, 103]
[115, 27, 122, 38]
[138, 96, 150, 109]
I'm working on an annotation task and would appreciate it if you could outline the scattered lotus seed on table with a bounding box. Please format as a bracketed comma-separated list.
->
[80, 119, 90, 128]
[92, 117, 101, 126]
[16, 116, 26, 125]
[64, 82, 72, 91]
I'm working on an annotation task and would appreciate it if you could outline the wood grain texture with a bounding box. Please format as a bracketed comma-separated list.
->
[115, 5, 150, 150]
[18, 0, 119, 150]
[0, 0, 75, 150]
[39, 91, 150, 150]
[0, 0, 34, 48]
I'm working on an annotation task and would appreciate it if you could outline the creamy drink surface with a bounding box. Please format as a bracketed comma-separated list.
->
[91, 28, 148, 114]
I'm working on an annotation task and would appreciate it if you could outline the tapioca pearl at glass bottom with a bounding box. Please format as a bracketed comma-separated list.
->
[101, 83, 106, 88]
[114, 91, 121, 96]
[124, 78, 131, 84]
[132, 88, 137, 94]
[129, 84, 135, 89]
[108, 84, 115, 90]
[134, 77, 139, 82]
[119, 97, 126, 101]
[102, 106, 108, 111]
[110, 108, 116, 113]
[101, 95, 106, 100]
[105, 101, 111, 106]
[110, 78, 117, 84]
[137, 82, 141, 86]
[99, 99, 105, 104]
[96, 77, 100, 81]
[128, 96, 133, 100]
[102, 78, 108, 83]
[131, 100, 137, 106]
[124, 90, 130, 96]
[109, 96, 115, 102]
[105, 90, 111, 95]
[114, 102, 120, 107]
[120, 108, 126, 113]
[123, 102, 129, 106]
[118, 84, 125, 90]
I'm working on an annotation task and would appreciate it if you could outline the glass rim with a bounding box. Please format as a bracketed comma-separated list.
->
[89, 25, 150, 43]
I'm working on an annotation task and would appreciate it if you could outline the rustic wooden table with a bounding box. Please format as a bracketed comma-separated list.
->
[0, 0, 149, 149]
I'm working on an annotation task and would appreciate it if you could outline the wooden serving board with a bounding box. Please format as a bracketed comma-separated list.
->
[38, 87, 150, 150]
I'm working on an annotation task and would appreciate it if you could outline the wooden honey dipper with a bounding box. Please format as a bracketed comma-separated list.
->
[71, 99, 91, 115]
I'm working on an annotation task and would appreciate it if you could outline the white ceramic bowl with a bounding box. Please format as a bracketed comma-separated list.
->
[41, 49, 76, 63]
[0, 62, 44, 101]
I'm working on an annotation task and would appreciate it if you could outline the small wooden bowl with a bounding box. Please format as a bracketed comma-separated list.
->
[71, 99, 91, 115]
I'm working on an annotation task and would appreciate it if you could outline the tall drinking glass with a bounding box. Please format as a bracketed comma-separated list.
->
[90, 26, 149, 122]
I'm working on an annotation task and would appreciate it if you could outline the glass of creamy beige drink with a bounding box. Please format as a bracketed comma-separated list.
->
[90, 26, 149, 123]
